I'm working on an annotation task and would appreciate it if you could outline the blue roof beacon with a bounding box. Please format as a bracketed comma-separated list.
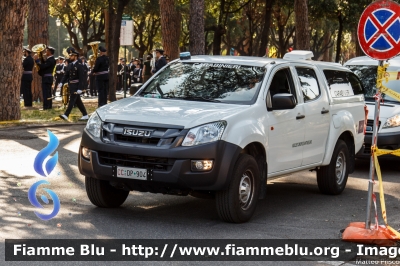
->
[180, 52, 191, 60]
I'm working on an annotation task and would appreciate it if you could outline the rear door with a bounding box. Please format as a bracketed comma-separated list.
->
[293, 65, 330, 166]
[266, 65, 306, 173]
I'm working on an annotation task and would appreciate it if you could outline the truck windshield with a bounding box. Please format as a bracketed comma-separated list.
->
[138, 62, 265, 104]
[346, 65, 400, 103]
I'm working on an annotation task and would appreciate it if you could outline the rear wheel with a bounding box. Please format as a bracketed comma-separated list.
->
[216, 154, 260, 223]
[85, 176, 129, 207]
[317, 140, 349, 195]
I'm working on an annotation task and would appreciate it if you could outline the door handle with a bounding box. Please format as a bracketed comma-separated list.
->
[296, 114, 305, 120]
[321, 109, 329, 114]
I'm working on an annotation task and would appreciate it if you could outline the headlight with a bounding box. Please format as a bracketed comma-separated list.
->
[182, 121, 227, 146]
[382, 114, 400, 129]
[86, 112, 102, 137]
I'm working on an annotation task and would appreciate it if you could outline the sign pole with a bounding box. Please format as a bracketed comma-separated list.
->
[124, 46, 127, 98]
[120, 14, 133, 99]
[365, 60, 383, 229]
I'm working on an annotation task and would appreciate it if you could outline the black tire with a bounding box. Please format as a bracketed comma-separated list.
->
[85, 176, 129, 208]
[216, 154, 260, 223]
[317, 139, 349, 195]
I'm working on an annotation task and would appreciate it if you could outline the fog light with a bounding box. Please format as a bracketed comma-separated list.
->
[82, 147, 91, 160]
[191, 160, 213, 172]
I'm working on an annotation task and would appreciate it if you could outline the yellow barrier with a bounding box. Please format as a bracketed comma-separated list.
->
[377, 65, 400, 102]
[371, 64, 400, 238]
[372, 146, 400, 238]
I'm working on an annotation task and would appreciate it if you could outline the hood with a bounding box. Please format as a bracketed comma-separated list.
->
[365, 100, 400, 121]
[96, 97, 247, 128]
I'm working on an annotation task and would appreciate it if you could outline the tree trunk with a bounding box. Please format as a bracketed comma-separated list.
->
[189, 0, 205, 55]
[323, 32, 330, 61]
[258, 0, 275, 56]
[28, 0, 49, 102]
[335, 13, 344, 63]
[160, 0, 181, 60]
[106, 0, 130, 102]
[294, 0, 310, 50]
[354, 30, 364, 57]
[212, 25, 225, 55]
[0, 0, 27, 121]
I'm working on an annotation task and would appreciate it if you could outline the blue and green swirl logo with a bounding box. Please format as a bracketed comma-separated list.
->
[28, 130, 61, 220]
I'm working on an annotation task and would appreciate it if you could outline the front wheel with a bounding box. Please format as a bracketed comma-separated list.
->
[216, 154, 260, 223]
[85, 176, 129, 208]
[317, 139, 349, 195]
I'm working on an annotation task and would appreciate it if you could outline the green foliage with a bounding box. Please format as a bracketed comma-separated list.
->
[46, 0, 395, 60]
[125, 0, 162, 56]
[49, 0, 107, 55]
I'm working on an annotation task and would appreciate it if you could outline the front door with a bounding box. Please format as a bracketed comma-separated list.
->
[267, 67, 306, 173]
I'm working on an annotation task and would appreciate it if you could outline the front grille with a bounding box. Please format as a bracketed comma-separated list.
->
[98, 151, 174, 171]
[366, 120, 381, 133]
[102, 122, 184, 147]
[115, 134, 161, 145]
[364, 144, 371, 154]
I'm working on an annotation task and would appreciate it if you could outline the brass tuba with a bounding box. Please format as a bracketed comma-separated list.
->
[88, 41, 100, 62]
[32, 44, 47, 71]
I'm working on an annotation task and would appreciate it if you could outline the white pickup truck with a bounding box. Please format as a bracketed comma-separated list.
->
[79, 51, 365, 223]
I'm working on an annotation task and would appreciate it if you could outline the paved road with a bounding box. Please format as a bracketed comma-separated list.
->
[1, 124, 399, 266]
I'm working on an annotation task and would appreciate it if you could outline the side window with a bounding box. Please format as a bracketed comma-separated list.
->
[323, 70, 360, 98]
[347, 72, 365, 95]
[268, 68, 296, 98]
[267, 68, 297, 110]
[295, 67, 320, 102]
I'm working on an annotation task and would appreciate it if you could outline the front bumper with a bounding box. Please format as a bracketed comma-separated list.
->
[356, 130, 400, 158]
[78, 129, 242, 191]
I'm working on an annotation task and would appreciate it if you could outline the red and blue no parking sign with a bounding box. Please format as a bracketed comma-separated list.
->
[358, 0, 400, 60]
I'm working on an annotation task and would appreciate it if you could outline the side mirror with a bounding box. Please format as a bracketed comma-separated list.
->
[272, 93, 296, 110]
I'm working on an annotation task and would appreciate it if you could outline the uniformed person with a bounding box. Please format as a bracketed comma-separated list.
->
[88, 55, 97, 97]
[21, 46, 34, 107]
[119, 58, 129, 92]
[34, 46, 56, 110]
[117, 58, 123, 91]
[92, 46, 109, 107]
[152, 48, 167, 74]
[54, 56, 65, 96]
[80, 56, 89, 96]
[58, 49, 89, 121]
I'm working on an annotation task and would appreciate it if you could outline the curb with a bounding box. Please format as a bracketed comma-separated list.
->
[0, 122, 87, 131]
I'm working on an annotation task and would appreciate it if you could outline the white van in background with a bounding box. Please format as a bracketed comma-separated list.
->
[345, 56, 400, 158]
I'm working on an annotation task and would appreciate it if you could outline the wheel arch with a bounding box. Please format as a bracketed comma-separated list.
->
[322, 130, 355, 173]
[338, 131, 355, 174]
[241, 142, 267, 199]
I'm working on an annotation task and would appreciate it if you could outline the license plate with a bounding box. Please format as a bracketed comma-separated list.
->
[115, 166, 148, 180]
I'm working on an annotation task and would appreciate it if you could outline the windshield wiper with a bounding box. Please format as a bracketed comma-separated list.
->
[181, 96, 221, 102]
[382, 99, 400, 104]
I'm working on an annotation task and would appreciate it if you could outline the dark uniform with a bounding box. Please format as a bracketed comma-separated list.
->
[88, 63, 97, 97]
[54, 58, 65, 96]
[21, 49, 34, 107]
[132, 66, 142, 84]
[80, 60, 89, 96]
[117, 60, 123, 91]
[35, 47, 56, 109]
[59, 54, 88, 119]
[154, 56, 167, 73]
[93, 46, 109, 107]
[120, 63, 129, 91]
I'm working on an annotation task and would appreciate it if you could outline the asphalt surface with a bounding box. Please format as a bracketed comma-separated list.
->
[0, 124, 399, 266]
